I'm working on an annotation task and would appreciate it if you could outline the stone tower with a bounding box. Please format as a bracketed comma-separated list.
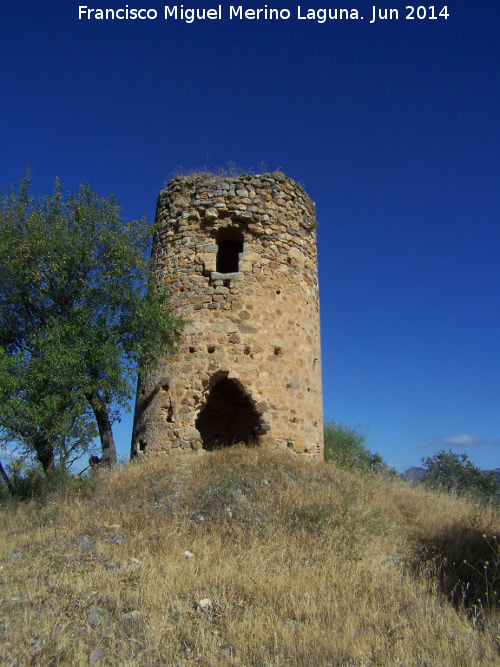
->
[130, 171, 323, 459]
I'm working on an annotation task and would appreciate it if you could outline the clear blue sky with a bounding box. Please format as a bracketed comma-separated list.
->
[1, 1, 499, 472]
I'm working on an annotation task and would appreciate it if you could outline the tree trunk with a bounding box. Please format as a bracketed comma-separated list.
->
[87, 393, 117, 465]
[0, 461, 15, 495]
[33, 434, 55, 473]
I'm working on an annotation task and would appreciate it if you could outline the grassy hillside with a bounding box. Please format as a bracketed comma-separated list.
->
[1, 447, 500, 666]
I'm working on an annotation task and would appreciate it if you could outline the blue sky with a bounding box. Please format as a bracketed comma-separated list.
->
[1, 1, 499, 472]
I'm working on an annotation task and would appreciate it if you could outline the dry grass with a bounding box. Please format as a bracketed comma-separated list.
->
[1, 447, 499, 666]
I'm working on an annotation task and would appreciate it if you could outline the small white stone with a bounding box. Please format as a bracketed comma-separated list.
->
[198, 598, 212, 610]
[183, 551, 195, 560]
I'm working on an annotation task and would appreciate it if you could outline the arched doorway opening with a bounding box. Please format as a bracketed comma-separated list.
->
[195, 377, 260, 450]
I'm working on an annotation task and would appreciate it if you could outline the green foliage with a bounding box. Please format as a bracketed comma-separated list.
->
[0, 169, 182, 471]
[421, 450, 500, 501]
[0, 344, 98, 471]
[4, 458, 71, 501]
[323, 421, 393, 474]
[0, 456, 96, 503]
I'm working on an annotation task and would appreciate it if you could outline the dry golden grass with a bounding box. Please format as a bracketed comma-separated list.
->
[1, 447, 499, 666]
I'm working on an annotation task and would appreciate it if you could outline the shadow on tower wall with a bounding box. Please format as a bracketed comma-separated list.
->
[195, 377, 260, 450]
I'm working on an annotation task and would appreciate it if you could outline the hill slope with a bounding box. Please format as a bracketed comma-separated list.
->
[1, 448, 499, 666]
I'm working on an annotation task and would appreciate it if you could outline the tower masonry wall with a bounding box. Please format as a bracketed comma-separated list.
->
[131, 171, 323, 459]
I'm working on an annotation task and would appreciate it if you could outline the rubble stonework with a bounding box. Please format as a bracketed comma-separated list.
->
[130, 171, 323, 459]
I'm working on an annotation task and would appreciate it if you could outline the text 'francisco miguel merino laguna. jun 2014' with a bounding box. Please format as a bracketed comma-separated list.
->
[78, 5, 450, 24]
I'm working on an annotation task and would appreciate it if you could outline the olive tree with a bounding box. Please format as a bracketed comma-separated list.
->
[0, 171, 181, 471]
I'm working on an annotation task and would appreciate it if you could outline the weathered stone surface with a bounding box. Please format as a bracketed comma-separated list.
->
[292, 440, 307, 453]
[78, 535, 93, 551]
[272, 171, 287, 182]
[211, 271, 240, 281]
[88, 647, 106, 665]
[205, 208, 218, 221]
[87, 607, 108, 629]
[197, 598, 212, 610]
[259, 435, 278, 448]
[131, 172, 323, 460]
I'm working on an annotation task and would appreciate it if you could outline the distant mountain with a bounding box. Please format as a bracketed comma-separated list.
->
[399, 467, 426, 482]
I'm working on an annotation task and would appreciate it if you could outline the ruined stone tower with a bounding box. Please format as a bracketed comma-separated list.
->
[130, 171, 323, 459]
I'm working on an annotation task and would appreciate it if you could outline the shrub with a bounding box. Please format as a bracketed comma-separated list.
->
[323, 421, 392, 474]
[421, 450, 500, 502]
[4, 459, 73, 501]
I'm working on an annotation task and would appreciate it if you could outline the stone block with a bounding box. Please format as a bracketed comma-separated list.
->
[205, 208, 218, 221]
[259, 435, 277, 448]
